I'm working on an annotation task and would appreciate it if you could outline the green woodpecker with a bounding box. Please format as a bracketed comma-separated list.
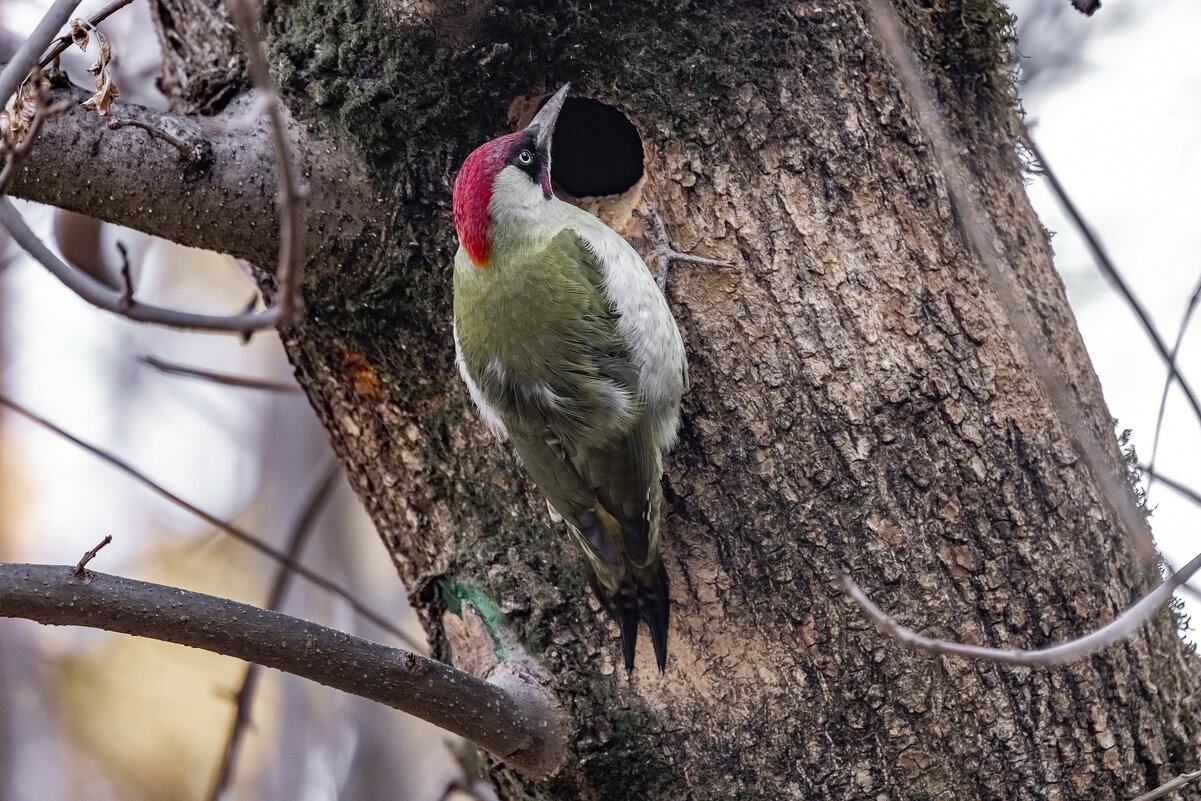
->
[451, 85, 685, 673]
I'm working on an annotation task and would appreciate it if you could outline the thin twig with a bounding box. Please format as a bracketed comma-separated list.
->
[73, 534, 112, 576]
[115, 240, 133, 310]
[138, 355, 299, 393]
[207, 462, 339, 801]
[840, 545, 1201, 666]
[107, 118, 198, 161]
[1141, 466, 1201, 510]
[37, 0, 134, 69]
[0, 197, 281, 334]
[1130, 767, 1201, 801]
[227, 0, 304, 326]
[0, 0, 303, 336]
[0, 0, 79, 113]
[1145, 273, 1201, 491]
[1027, 140, 1201, 431]
[0, 392, 421, 650]
[1136, 465, 1201, 606]
[861, 0, 1155, 565]
[0, 563, 568, 778]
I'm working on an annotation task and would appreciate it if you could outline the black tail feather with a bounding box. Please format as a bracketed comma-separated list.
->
[613, 586, 640, 674]
[591, 564, 670, 674]
[640, 564, 670, 673]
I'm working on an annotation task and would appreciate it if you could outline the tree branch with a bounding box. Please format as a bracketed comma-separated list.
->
[0, 0, 304, 334]
[1141, 466, 1201, 509]
[1146, 273, 1201, 491]
[0, 391, 420, 650]
[0, 195, 284, 334]
[0, 563, 568, 778]
[73, 534, 112, 576]
[1130, 767, 1201, 801]
[4, 83, 382, 302]
[106, 117, 201, 161]
[1027, 140, 1201, 431]
[139, 354, 299, 393]
[840, 542, 1201, 666]
[227, 0, 304, 326]
[0, 0, 79, 112]
[37, 0, 135, 69]
[5, 88, 280, 264]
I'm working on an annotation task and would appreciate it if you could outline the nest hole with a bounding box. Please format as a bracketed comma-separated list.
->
[545, 96, 645, 199]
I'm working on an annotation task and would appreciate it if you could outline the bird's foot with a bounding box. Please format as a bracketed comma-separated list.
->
[633, 201, 731, 292]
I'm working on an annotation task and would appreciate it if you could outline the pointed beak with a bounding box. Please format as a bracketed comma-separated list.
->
[527, 83, 570, 156]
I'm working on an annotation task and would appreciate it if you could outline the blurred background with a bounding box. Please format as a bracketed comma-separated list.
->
[0, 0, 1198, 799]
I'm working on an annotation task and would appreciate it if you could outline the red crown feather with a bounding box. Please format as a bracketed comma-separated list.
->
[452, 132, 523, 268]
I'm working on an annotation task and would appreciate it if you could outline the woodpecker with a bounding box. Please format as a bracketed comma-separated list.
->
[451, 85, 685, 673]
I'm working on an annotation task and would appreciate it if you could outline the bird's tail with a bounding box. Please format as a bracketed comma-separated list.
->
[591, 561, 670, 674]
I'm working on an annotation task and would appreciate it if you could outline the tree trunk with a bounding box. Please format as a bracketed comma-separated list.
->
[11, 0, 1201, 798]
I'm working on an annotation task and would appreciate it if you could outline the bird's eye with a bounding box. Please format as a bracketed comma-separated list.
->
[517, 149, 534, 165]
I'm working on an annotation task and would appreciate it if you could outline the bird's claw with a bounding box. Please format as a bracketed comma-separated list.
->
[633, 202, 731, 292]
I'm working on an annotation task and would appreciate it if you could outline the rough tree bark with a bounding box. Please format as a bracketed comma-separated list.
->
[7, 0, 1201, 799]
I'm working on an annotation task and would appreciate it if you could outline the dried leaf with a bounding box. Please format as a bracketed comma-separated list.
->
[80, 30, 118, 116]
[82, 72, 119, 116]
[1, 74, 49, 150]
[69, 19, 89, 52]
[87, 31, 111, 76]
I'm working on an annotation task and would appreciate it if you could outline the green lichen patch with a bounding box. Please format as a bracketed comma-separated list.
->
[896, 0, 1021, 138]
[440, 577, 513, 660]
[267, 0, 845, 187]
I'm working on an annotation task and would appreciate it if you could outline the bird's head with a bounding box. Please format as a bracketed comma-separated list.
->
[452, 84, 570, 269]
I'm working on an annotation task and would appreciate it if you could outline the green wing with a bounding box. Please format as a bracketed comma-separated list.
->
[454, 228, 670, 670]
[455, 230, 658, 571]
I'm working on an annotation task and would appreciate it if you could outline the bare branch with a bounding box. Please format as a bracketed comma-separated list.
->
[1130, 767, 1201, 801]
[1141, 466, 1201, 510]
[7, 88, 283, 263]
[37, 0, 134, 69]
[861, 0, 1155, 563]
[0, 0, 295, 336]
[0, 563, 568, 778]
[208, 462, 339, 801]
[0, 392, 422, 650]
[841, 544, 1201, 666]
[106, 117, 200, 161]
[0, 0, 79, 114]
[227, 0, 304, 326]
[139, 354, 300, 393]
[1, 0, 305, 333]
[1143, 273, 1201, 492]
[73, 534, 112, 576]
[1027, 140, 1201, 432]
[0, 196, 284, 334]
